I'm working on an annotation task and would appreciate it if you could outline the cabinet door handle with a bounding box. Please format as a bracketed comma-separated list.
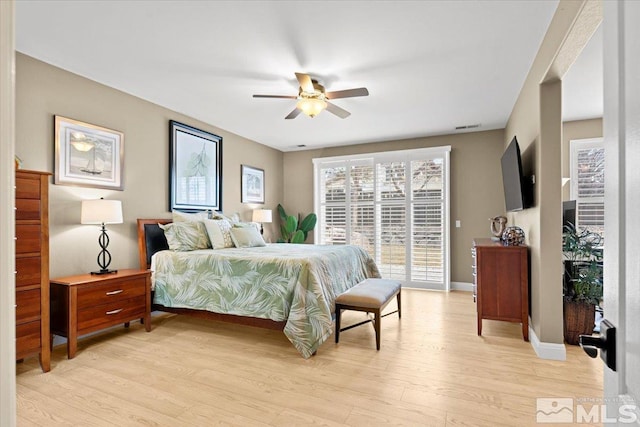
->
[105, 308, 123, 315]
[105, 289, 124, 296]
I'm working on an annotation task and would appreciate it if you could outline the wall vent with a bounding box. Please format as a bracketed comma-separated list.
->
[455, 123, 481, 130]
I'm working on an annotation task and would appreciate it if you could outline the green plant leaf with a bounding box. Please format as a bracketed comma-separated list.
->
[299, 213, 317, 232]
[291, 230, 305, 243]
[277, 204, 287, 223]
[285, 215, 298, 234]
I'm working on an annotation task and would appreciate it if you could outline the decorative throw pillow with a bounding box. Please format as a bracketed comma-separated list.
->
[159, 222, 210, 251]
[172, 210, 209, 222]
[229, 226, 266, 248]
[203, 219, 235, 249]
[233, 221, 261, 232]
[210, 211, 229, 221]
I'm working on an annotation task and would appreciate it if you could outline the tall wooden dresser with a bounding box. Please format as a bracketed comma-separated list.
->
[472, 238, 529, 341]
[15, 169, 51, 372]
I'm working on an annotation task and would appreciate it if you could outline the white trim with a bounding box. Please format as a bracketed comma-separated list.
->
[0, 1, 16, 425]
[529, 322, 567, 361]
[451, 281, 474, 292]
[312, 145, 452, 165]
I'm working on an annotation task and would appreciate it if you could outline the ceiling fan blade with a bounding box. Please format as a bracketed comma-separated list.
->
[326, 102, 351, 119]
[326, 87, 369, 99]
[253, 94, 297, 99]
[295, 72, 314, 93]
[285, 108, 301, 120]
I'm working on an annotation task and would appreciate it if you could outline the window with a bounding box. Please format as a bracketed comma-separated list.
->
[314, 146, 450, 290]
[570, 138, 604, 236]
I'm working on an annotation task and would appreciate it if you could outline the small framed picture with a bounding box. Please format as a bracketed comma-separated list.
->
[241, 165, 265, 204]
[54, 116, 124, 190]
[170, 120, 223, 212]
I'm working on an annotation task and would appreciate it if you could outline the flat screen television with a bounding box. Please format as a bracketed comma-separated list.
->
[501, 136, 533, 211]
[563, 200, 576, 229]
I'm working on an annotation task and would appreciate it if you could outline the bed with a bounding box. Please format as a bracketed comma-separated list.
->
[137, 218, 380, 358]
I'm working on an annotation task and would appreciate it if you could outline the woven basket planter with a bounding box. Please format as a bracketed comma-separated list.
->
[563, 300, 596, 345]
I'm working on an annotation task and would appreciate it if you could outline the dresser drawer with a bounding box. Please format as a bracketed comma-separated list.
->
[16, 320, 41, 358]
[16, 289, 41, 324]
[77, 277, 147, 310]
[15, 176, 41, 199]
[77, 296, 146, 335]
[16, 225, 41, 254]
[16, 257, 41, 289]
[16, 198, 41, 221]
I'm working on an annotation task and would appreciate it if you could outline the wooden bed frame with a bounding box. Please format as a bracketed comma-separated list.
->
[136, 218, 286, 331]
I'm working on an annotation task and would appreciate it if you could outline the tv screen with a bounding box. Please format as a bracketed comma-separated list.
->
[501, 136, 532, 211]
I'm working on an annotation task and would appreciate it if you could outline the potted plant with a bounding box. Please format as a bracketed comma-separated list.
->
[276, 204, 317, 243]
[562, 223, 603, 345]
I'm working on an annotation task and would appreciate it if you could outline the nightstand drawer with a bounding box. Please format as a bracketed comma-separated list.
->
[16, 225, 41, 254]
[16, 199, 41, 221]
[16, 289, 40, 324]
[16, 257, 41, 289]
[16, 320, 41, 358]
[77, 296, 146, 335]
[77, 277, 146, 309]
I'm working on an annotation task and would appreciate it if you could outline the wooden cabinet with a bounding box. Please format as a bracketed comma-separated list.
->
[50, 269, 151, 358]
[472, 238, 529, 341]
[15, 170, 51, 372]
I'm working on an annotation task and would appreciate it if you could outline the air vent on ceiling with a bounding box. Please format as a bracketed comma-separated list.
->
[455, 123, 481, 130]
[297, 144, 307, 148]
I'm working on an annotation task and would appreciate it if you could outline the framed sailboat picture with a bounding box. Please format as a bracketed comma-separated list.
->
[54, 116, 124, 190]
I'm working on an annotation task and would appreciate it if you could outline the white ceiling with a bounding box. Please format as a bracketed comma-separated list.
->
[15, 1, 601, 152]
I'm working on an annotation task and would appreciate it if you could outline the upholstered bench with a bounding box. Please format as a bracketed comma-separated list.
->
[335, 278, 401, 350]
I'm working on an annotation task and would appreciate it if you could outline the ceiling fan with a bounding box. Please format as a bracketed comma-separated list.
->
[253, 72, 369, 119]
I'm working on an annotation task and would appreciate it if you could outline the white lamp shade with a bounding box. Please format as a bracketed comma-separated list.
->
[252, 209, 272, 223]
[81, 199, 123, 224]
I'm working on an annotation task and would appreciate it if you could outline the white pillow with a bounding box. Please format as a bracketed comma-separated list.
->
[234, 221, 261, 232]
[159, 222, 210, 251]
[172, 211, 209, 222]
[203, 219, 234, 249]
[229, 226, 266, 248]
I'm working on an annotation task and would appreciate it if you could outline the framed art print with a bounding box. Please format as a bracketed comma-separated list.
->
[54, 116, 124, 190]
[169, 120, 223, 211]
[241, 165, 264, 204]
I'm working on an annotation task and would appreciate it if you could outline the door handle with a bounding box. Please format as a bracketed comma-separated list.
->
[579, 318, 616, 371]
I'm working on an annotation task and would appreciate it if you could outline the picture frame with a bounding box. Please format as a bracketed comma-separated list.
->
[54, 116, 124, 190]
[241, 165, 265, 204]
[170, 120, 223, 212]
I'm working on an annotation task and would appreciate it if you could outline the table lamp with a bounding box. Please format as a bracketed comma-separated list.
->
[81, 198, 123, 275]
[252, 209, 272, 235]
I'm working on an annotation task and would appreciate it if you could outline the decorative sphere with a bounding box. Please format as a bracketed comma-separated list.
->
[502, 226, 525, 246]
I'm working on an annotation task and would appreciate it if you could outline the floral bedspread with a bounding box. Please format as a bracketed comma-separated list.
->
[151, 244, 380, 358]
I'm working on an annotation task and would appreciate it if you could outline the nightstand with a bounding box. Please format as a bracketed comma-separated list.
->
[50, 269, 151, 358]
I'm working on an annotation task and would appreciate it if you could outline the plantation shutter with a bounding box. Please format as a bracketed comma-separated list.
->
[570, 139, 604, 236]
[314, 146, 450, 290]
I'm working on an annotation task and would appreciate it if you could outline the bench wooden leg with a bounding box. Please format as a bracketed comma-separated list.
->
[374, 308, 381, 350]
[335, 306, 342, 343]
[397, 292, 402, 318]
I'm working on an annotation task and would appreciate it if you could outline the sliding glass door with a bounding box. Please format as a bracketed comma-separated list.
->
[314, 146, 450, 290]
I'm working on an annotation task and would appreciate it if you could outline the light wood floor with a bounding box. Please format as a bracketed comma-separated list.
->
[16, 290, 602, 426]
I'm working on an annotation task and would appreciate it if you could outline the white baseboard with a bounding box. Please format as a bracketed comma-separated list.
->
[529, 322, 567, 361]
[451, 281, 473, 292]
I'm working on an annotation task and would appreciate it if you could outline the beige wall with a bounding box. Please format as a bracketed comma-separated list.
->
[505, 0, 601, 345]
[283, 129, 506, 284]
[15, 53, 283, 278]
[562, 118, 603, 200]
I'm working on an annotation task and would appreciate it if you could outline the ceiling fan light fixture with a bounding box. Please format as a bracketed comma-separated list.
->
[297, 97, 327, 118]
